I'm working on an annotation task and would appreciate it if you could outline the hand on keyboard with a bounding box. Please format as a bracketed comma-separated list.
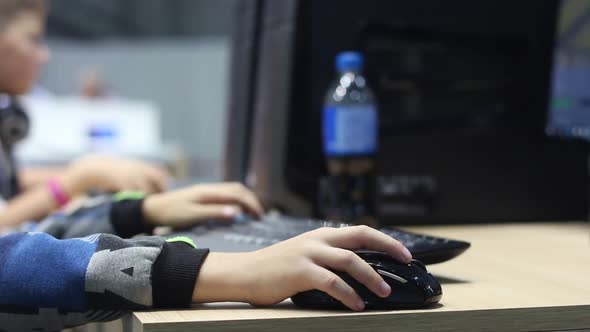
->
[142, 182, 264, 228]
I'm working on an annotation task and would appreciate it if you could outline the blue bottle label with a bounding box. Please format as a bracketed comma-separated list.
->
[323, 105, 378, 156]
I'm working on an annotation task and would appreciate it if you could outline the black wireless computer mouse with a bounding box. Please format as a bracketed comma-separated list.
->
[291, 250, 442, 310]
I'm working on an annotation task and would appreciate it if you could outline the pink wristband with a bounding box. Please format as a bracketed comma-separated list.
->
[48, 179, 70, 208]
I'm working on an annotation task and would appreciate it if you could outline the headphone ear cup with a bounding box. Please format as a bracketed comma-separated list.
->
[0, 110, 29, 145]
[0, 95, 30, 146]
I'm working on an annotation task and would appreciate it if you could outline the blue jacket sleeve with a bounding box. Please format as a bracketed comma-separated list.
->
[0, 231, 209, 332]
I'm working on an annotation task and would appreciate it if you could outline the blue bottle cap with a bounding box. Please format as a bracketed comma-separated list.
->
[336, 51, 364, 72]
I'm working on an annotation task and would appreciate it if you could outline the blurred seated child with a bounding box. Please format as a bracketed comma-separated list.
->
[0, 0, 168, 227]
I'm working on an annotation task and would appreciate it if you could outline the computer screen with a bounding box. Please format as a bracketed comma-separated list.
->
[236, 0, 588, 223]
[547, 0, 590, 140]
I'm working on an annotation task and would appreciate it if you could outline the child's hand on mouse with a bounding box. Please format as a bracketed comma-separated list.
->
[192, 225, 412, 311]
[142, 182, 264, 228]
[62, 155, 169, 195]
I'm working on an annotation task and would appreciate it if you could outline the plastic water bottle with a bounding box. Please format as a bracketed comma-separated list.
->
[320, 51, 378, 226]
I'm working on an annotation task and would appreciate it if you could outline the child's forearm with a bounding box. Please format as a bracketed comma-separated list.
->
[0, 185, 57, 229]
[0, 170, 87, 229]
[18, 166, 66, 191]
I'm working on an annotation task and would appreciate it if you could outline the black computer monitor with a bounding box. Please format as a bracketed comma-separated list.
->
[225, 0, 589, 223]
[547, 0, 590, 140]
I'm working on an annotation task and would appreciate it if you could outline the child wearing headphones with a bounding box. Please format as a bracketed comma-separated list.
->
[0, 0, 173, 226]
[0, 1, 413, 331]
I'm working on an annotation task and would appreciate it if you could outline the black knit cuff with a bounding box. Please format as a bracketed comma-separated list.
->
[110, 199, 155, 238]
[152, 242, 210, 308]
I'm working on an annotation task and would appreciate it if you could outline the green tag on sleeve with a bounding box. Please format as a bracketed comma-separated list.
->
[113, 191, 146, 201]
[166, 236, 197, 248]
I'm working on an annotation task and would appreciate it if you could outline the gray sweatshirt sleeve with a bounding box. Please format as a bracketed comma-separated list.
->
[33, 194, 154, 239]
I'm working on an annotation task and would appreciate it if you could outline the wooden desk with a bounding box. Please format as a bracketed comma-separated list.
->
[124, 222, 590, 332]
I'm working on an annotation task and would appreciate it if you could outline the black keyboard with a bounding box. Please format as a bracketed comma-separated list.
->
[186, 214, 470, 265]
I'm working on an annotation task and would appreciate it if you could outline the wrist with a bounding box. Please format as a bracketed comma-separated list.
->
[152, 242, 209, 308]
[192, 252, 254, 304]
[142, 194, 163, 225]
[47, 179, 70, 208]
[110, 198, 154, 237]
[59, 168, 90, 198]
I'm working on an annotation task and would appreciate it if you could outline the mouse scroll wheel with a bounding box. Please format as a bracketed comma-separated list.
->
[412, 260, 427, 272]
